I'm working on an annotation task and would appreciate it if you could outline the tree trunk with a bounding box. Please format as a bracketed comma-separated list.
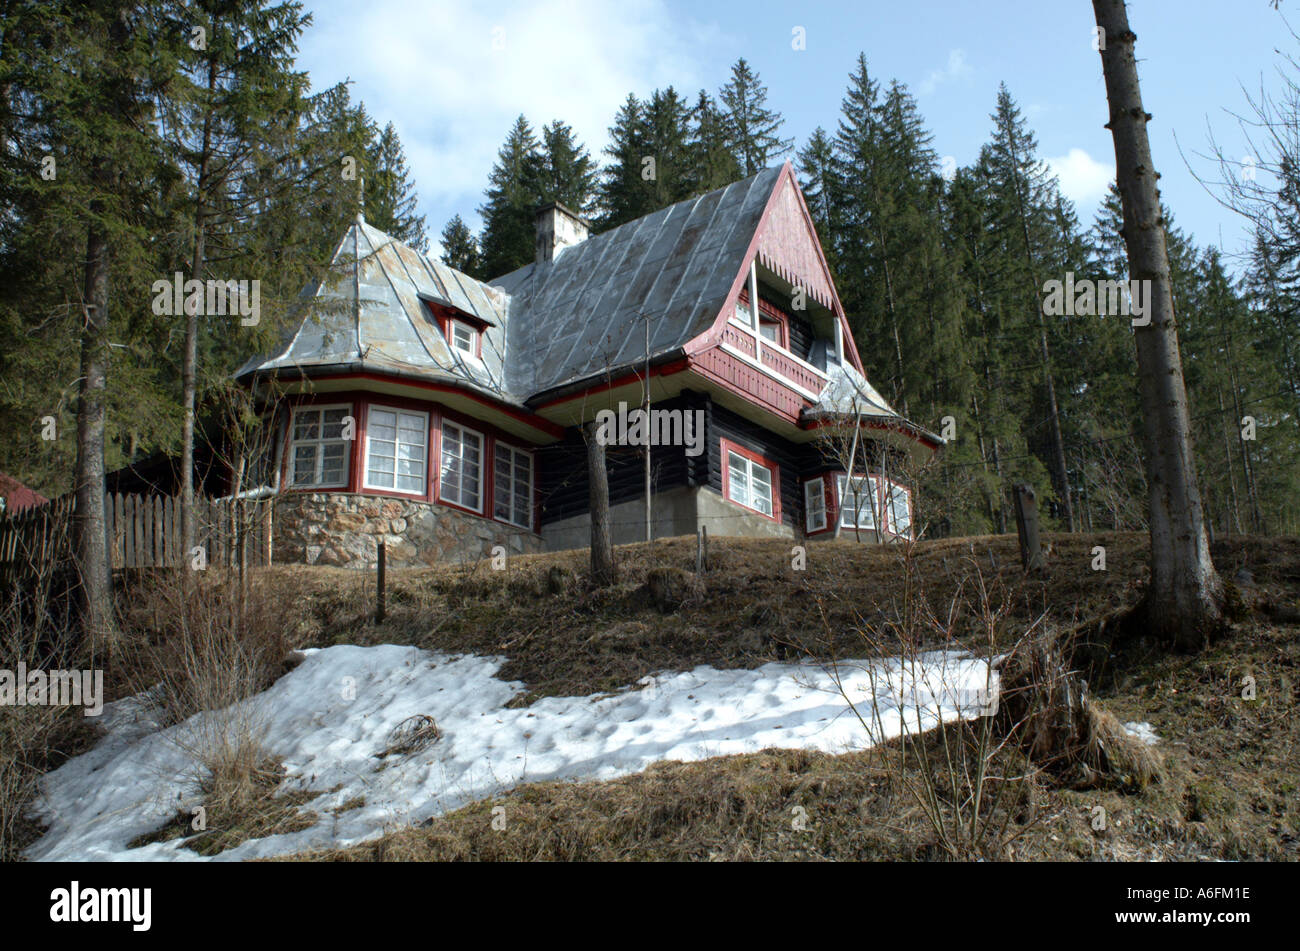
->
[181, 43, 216, 558]
[585, 421, 615, 586]
[1092, 0, 1223, 647]
[75, 217, 114, 655]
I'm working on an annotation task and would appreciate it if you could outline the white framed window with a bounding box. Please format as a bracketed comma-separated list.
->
[837, 474, 880, 530]
[886, 483, 912, 537]
[804, 478, 827, 532]
[439, 421, 483, 511]
[289, 404, 350, 488]
[726, 449, 774, 517]
[493, 442, 533, 529]
[364, 406, 428, 494]
[449, 318, 478, 358]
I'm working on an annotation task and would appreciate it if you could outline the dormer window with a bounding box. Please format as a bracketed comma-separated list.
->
[449, 318, 478, 357]
[421, 297, 490, 362]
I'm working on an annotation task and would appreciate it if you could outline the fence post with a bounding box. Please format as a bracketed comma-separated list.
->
[1013, 483, 1043, 572]
[376, 539, 386, 623]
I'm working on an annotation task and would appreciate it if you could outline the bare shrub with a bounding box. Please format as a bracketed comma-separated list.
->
[122, 570, 293, 725]
[820, 540, 1041, 860]
[376, 714, 441, 759]
[0, 572, 91, 860]
[121, 569, 299, 852]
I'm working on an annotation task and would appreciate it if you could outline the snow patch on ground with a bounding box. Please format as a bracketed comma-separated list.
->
[1123, 721, 1159, 746]
[28, 645, 996, 862]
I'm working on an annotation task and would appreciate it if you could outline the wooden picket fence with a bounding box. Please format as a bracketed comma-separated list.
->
[0, 495, 75, 589]
[0, 493, 273, 588]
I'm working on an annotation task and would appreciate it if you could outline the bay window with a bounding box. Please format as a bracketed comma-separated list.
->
[837, 474, 880, 530]
[440, 421, 483, 511]
[289, 405, 350, 488]
[493, 442, 533, 529]
[364, 407, 428, 494]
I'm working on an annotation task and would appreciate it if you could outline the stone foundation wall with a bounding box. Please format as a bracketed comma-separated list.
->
[273, 493, 542, 569]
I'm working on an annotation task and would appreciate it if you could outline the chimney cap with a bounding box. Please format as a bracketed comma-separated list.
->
[534, 201, 590, 227]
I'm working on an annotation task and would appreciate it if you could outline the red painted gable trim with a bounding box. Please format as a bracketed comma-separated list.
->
[688, 162, 865, 376]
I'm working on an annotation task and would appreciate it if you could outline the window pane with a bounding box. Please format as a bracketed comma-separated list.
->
[727, 452, 749, 505]
[293, 445, 316, 484]
[294, 412, 319, 441]
[805, 480, 825, 531]
[322, 408, 348, 439]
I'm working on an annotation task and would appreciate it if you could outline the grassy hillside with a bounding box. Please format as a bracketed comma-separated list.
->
[233, 531, 1299, 862]
[26, 532, 1300, 861]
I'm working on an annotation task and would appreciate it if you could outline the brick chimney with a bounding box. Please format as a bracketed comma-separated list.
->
[535, 202, 589, 264]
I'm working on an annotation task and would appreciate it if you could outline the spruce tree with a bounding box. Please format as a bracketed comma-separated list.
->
[538, 120, 598, 217]
[718, 58, 792, 175]
[478, 114, 542, 278]
[439, 214, 483, 278]
[687, 90, 740, 194]
[368, 121, 427, 249]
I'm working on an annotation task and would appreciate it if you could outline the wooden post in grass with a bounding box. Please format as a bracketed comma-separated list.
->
[376, 539, 386, 623]
[696, 525, 708, 574]
[1013, 483, 1043, 573]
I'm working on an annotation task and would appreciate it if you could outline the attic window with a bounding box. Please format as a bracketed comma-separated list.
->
[449, 319, 478, 357]
[421, 297, 487, 361]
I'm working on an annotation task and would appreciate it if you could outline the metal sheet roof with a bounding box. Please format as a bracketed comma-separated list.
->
[238, 166, 927, 440]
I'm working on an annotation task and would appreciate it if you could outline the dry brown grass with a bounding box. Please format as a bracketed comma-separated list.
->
[118, 570, 295, 725]
[113, 570, 305, 857]
[0, 578, 99, 861]
[241, 532, 1179, 702]
[131, 754, 317, 857]
[10, 531, 1297, 862]
[268, 532, 1300, 863]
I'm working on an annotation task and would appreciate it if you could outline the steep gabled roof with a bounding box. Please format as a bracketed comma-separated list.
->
[495, 166, 783, 397]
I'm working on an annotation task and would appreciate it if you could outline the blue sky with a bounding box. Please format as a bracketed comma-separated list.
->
[296, 0, 1292, 264]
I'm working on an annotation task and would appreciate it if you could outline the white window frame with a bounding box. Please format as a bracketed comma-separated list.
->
[837, 473, 880, 530]
[362, 405, 429, 496]
[288, 403, 351, 489]
[493, 441, 534, 530]
[726, 449, 775, 518]
[439, 420, 485, 512]
[804, 478, 827, 532]
[448, 318, 479, 359]
[886, 482, 912, 538]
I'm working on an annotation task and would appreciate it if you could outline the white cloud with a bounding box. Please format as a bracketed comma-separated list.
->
[299, 0, 721, 235]
[1046, 147, 1115, 207]
[917, 49, 972, 96]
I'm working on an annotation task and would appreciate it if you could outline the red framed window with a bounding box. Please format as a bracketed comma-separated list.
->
[721, 438, 780, 521]
[737, 290, 790, 349]
[288, 404, 352, 489]
[836, 473, 881, 531]
[422, 298, 488, 360]
[493, 441, 534, 529]
[438, 420, 485, 512]
[362, 405, 429, 496]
